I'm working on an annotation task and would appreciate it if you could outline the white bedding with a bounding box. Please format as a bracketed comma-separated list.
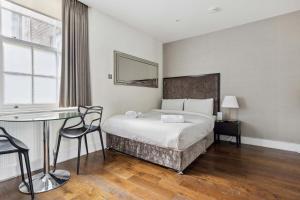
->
[102, 109, 215, 150]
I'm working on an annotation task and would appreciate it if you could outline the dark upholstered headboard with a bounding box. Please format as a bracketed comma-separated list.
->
[163, 73, 220, 115]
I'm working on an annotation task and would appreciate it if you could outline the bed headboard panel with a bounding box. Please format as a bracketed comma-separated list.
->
[163, 73, 220, 114]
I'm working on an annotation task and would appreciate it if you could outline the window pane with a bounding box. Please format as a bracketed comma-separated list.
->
[34, 49, 56, 76]
[3, 42, 32, 74]
[34, 77, 56, 104]
[4, 74, 32, 104]
[1, 8, 20, 38]
[1, 1, 62, 50]
[31, 18, 56, 48]
[21, 15, 31, 41]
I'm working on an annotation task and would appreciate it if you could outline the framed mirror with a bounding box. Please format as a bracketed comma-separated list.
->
[114, 51, 159, 88]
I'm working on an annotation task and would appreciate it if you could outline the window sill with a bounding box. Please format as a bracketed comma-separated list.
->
[0, 107, 78, 116]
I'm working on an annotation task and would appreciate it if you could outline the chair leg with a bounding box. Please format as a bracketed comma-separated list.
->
[98, 128, 105, 160]
[23, 152, 34, 200]
[53, 135, 62, 171]
[77, 137, 82, 175]
[18, 152, 32, 195]
[18, 152, 25, 183]
[84, 134, 89, 155]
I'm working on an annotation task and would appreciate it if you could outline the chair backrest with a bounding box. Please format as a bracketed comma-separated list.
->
[0, 127, 28, 152]
[78, 106, 103, 127]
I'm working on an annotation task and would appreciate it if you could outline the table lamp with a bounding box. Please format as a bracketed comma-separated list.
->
[221, 96, 239, 121]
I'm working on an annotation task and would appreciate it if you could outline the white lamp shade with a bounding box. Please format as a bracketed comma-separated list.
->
[222, 96, 239, 108]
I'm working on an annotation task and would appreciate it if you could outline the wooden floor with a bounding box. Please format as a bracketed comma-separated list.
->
[1, 142, 300, 200]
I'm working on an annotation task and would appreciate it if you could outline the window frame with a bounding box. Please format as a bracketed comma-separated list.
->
[0, 1, 62, 113]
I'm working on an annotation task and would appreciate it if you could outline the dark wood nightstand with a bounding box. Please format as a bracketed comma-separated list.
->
[214, 121, 241, 147]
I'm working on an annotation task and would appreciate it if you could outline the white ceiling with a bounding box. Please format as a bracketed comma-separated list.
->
[79, 0, 300, 43]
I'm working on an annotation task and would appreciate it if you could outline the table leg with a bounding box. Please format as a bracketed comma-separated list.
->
[19, 121, 70, 193]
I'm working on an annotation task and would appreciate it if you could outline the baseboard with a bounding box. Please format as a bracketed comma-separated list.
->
[220, 135, 300, 153]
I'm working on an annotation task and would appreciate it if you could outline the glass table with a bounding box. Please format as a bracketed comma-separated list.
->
[0, 111, 80, 193]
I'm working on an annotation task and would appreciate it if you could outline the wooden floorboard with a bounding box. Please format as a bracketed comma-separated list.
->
[1, 142, 300, 200]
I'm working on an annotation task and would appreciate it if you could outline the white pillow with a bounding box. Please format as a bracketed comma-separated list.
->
[161, 99, 185, 111]
[184, 98, 214, 115]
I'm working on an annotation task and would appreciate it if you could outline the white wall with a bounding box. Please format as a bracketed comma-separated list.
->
[89, 8, 163, 120]
[164, 11, 300, 144]
[0, 7, 162, 181]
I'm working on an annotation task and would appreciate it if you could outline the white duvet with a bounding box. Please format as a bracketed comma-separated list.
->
[101, 109, 215, 150]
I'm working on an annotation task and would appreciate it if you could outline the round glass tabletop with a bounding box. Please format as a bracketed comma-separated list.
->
[0, 111, 80, 122]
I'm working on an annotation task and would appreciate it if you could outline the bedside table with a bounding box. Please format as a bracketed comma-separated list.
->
[214, 121, 241, 147]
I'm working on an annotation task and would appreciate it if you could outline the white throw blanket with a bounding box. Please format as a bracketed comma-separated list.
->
[161, 114, 184, 123]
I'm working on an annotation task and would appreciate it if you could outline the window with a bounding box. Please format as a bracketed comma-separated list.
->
[0, 0, 62, 110]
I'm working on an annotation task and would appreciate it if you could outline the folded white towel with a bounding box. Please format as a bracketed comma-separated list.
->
[137, 112, 143, 118]
[125, 111, 138, 118]
[125, 111, 143, 118]
[161, 114, 184, 123]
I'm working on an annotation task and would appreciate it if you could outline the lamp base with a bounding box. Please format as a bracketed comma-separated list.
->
[225, 109, 238, 121]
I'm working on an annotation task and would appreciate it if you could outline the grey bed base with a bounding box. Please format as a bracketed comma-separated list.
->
[106, 131, 214, 173]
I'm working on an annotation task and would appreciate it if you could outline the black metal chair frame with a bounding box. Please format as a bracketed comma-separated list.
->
[0, 127, 34, 199]
[53, 106, 105, 174]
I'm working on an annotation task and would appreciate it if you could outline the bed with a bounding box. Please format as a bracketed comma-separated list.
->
[102, 73, 220, 173]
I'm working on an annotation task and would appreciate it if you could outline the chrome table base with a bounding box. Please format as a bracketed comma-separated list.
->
[19, 121, 70, 193]
[19, 170, 70, 193]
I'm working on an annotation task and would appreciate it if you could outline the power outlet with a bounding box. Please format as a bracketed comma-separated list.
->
[108, 74, 112, 79]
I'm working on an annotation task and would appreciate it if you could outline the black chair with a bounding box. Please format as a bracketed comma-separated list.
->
[0, 127, 34, 199]
[53, 106, 105, 174]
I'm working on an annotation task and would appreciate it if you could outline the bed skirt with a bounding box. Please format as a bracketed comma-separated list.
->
[106, 132, 214, 172]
